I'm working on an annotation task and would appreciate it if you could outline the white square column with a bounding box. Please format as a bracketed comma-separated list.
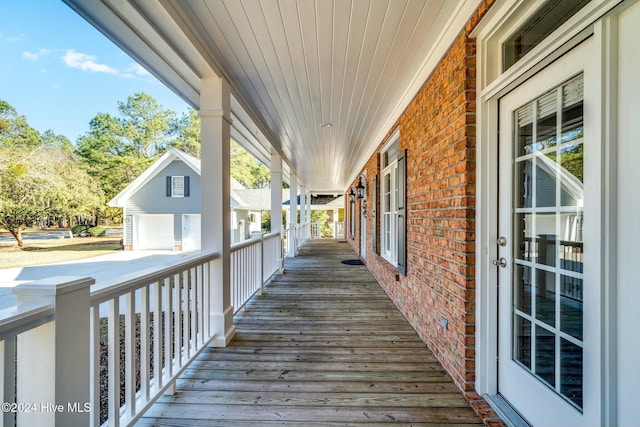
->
[270, 153, 283, 268]
[300, 185, 307, 229]
[200, 76, 235, 347]
[305, 190, 311, 231]
[287, 176, 298, 257]
[270, 153, 283, 234]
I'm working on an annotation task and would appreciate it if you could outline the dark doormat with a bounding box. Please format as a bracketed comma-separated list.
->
[341, 259, 364, 266]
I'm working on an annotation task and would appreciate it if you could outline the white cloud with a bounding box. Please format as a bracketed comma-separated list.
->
[22, 48, 51, 62]
[22, 51, 39, 61]
[3, 34, 24, 42]
[130, 63, 150, 76]
[62, 49, 117, 74]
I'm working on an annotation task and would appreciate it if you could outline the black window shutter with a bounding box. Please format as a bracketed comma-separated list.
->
[372, 174, 378, 255]
[397, 149, 407, 275]
[166, 176, 172, 197]
[184, 176, 190, 197]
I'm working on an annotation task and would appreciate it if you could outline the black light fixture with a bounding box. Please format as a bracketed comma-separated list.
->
[355, 174, 367, 199]
[348, 186, 356, 204]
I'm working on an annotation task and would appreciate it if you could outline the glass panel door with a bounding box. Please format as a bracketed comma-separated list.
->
[512, 74, 584, 409]
[497, 39, 594, 427]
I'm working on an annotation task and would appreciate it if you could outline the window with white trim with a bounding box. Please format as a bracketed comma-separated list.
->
[380, 133, 400, 266]
[172, 176, 185, 197]
[166, 175, 190, 198]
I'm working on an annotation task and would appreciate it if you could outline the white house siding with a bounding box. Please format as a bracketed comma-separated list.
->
[616, 2, 640, 424]
[124, 160, 200, 249]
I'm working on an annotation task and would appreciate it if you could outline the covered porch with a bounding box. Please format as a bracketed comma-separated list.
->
[10, 0, 640, 425]
[139, 239, 484, 426]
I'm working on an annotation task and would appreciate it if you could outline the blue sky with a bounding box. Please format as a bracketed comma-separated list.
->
[0, 1, 191, 143]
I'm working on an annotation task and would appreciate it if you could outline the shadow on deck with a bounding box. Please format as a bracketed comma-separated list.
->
[138, 239, 483, 426]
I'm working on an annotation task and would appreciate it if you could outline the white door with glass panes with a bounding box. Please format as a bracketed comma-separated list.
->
[497, 40, 597, 426]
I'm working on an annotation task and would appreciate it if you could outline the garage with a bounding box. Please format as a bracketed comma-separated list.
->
[182, 214, 201, 251]
[135, 215, 174, 250]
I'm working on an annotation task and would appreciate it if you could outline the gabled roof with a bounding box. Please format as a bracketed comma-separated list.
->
[109, 148, 202, 207]
[108, 148, 247, 208]
[109, 148, 346, 211]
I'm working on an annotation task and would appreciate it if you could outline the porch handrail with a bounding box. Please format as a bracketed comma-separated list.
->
[0, 234, 285, 427]
[89, 252, 219, 427]
[283, 223, 312, 257]
[262, 232, 281, 283]
[90, 252, 219, 305]
[0, 254, 220, 427]
[0, 305, 54, 339]
[231, 231, 282, 314]
[336, 221, 345, 239]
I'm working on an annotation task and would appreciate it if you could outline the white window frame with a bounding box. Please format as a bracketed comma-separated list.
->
[380, 130, 400, 266]
[171, 176, 185, 198]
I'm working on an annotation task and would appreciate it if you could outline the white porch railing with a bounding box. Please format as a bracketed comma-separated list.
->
[0, 232, 285, 427]
[89, 253, 218, 427]
[296, 223, 307, 249]
[336, 221, 345, 239]
[309, 221, 322, 238]
[284, 222, 311, 257]
[231, 231, 282, 314]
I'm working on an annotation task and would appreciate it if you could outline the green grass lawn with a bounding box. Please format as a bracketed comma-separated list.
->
[0, 237, 123, 269]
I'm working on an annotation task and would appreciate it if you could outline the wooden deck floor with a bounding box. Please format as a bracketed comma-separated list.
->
[138, 239, 483, 426]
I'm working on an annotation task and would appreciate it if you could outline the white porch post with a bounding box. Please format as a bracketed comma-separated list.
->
[333, 209, 339, 238]
[300, 185, 307, 235]
[283, 208, 288, 233]
[13, 277, 93, 427]
[287, 176, 298, 257]
[270, 153, 283, 269]
[200, 75, 235, 346]
[305, 189, 312, 238]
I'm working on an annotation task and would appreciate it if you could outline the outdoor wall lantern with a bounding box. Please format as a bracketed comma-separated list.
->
[348, 186, 356, 204]
[355, 174, 367, 199]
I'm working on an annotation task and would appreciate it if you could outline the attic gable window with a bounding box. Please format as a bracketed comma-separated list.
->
[166, 176, 190, 198]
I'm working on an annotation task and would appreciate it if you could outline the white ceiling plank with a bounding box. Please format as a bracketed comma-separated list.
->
[349, 0, 431, 165]
[241, 0, 308, 154]
[66, 0, 483, 192]
[342, 1, 392, 169]
[259, 0, 314, 153]
[334, 0, 371, 173]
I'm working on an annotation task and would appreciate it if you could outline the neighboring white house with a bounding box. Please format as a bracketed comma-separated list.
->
[108, 148, 264, 250]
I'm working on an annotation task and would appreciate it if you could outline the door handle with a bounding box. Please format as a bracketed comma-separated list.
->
[492, 257, 508, 268]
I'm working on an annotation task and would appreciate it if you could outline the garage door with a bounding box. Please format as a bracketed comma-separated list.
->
[135, 215, 174, 250]
[182, 214, 201, 251]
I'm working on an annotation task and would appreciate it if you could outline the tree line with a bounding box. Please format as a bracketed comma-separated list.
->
[0, 93, 269, 248]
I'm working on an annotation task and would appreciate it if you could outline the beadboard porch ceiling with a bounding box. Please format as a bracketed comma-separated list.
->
[63, 0, 480, 193]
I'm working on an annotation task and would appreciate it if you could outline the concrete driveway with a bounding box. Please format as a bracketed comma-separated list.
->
[0, 250, 202, 310]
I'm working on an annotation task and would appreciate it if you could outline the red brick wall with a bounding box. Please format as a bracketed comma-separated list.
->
[347, 0, 495, 400]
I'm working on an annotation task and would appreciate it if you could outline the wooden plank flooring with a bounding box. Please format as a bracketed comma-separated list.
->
[138, 239, 483, 426]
